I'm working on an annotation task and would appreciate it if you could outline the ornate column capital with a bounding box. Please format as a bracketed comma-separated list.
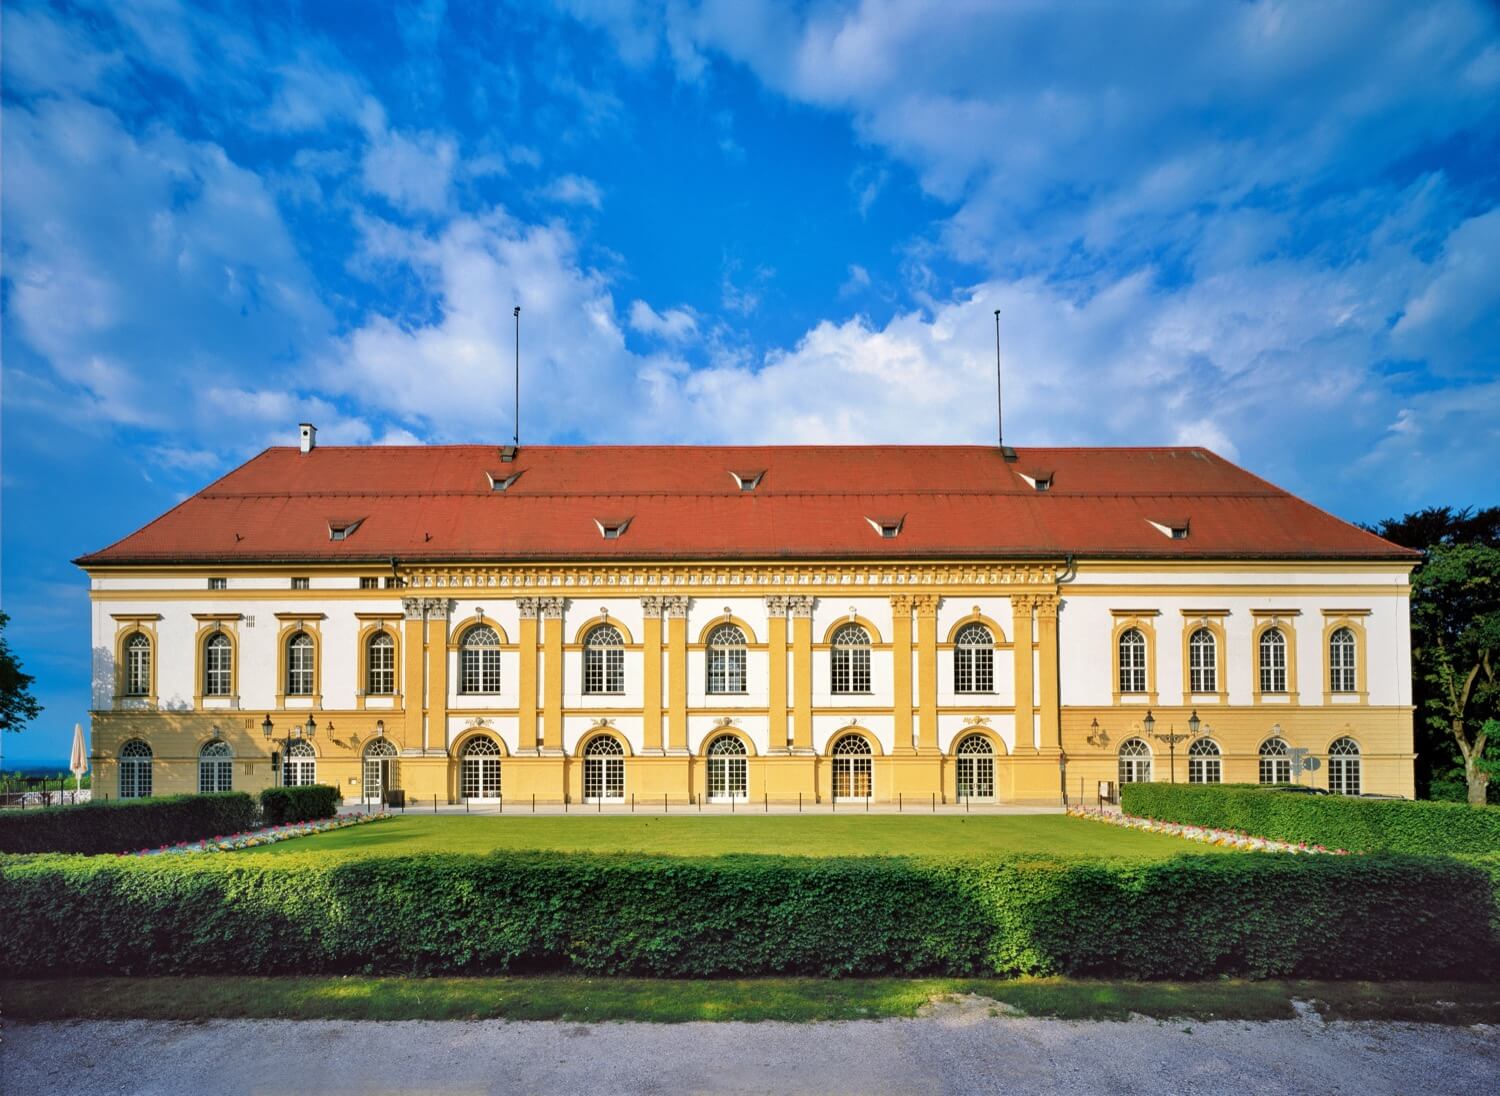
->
[516, 597, 541, 620]
[889, 593, 914, 614]
[1032, 593, 1059, 619]
[640, 595, 665, 617]
[787, 595, 815, 619]
[662, 595, 691, 619]
[403, 597, 454, 620]
[764, 594, 789, 616]
[913, 593, 939, 618]
[538, 597, 566, 620]
[1010, 593, 1036, 614]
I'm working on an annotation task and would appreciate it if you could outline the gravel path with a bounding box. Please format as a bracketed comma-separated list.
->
[4, 1013, 1495, 1095]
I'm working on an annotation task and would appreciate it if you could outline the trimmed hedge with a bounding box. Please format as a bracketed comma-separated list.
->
[0, 794, 259, 856]
[1120, 783, 1500, 856]
[259, 785, 341, 826]
[1, 850, 1493, 979]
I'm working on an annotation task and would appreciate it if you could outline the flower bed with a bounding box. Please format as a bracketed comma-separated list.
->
[1066, 806, 1349, 855]
[126, 811, 390, 856]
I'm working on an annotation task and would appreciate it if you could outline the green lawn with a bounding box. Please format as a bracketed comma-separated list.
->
[6, 976, 1497, 1025]
[248, 813, 1234, 860]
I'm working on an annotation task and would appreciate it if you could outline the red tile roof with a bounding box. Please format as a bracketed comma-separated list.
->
[74, 445, 1417, 566]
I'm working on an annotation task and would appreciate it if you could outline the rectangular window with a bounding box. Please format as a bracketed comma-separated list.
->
[831, 648, 871, 694]
[208, 577, 227, 590]
[359, 577, 380, 590]
[383, 577, 405, 589]
[291, 577, 310, 590]
[584, 649, 625, 694]
[204, 643, 232, 697]
[954, 648, 994, 693]
[287, 646, 315, 695]
[368, 645, 396, 695]
[460, 649, 501, 693]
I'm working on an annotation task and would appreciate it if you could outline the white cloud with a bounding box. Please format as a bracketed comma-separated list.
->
[628, 300, 699, 341]
[838, 264, 872, 298]
[1391, 208, 1500, 376]
[541, 174, 604, 209]
[361, 125, 459, 214]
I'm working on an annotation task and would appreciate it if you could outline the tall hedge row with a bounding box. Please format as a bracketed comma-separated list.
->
[259, 785, 341, 825]
[1, 851, 1492, 980]
[1119, 783, 1500, 856]
[0, 794, 259, 855]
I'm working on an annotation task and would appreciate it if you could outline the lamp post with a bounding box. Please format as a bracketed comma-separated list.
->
[1145, 709, 1195, 784]
[262, 714, 317, 787]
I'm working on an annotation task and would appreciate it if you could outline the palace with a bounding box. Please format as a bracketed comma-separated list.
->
[79, 430, 1417, 806]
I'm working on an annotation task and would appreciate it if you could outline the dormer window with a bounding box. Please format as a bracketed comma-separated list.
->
[595, 517, 632, 540]
[1147, 518, 1191, 540]
[327, 518, 364, 542]
[729, 470, 765, 492]
[487, 470, 522, 492]
[865, 515, 905, 539]
[1018, 470, 1053, 492]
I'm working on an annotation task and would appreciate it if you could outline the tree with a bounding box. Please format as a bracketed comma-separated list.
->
[1370, 506, 1500, 552]
[1409, 544, 1500, 804]
[0, 612, 43, 733]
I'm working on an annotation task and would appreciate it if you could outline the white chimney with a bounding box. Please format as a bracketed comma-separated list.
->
[299, 423, 317, 454]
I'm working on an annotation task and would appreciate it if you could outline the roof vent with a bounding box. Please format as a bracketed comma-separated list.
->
[729, 470, 765, 492]
[327, 518, 364, 542]
[865, 515, 905, 539]
[299, 423, 317, 454]
[500, 445, 517, 463]
[1147, 517, 1190, 540]
[487, 470, 522, 492]
[1017, 469, 1053, 492]
[999, 445, 1018, 462]
[594, 517, 632, 540]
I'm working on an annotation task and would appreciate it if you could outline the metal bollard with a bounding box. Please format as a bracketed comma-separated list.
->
[932, 792, 936, 813]
[598, 797, 602, 814]
[631, 793, 635, 813]
[532, 794, 536, 814]
[798, 792, 802, 813]
[899, 792, 903, 812]
[764, 793, 768, 813]
[865, 794, 870, 812]
[664, 793, 668, 813]
[466, 799, 470, 814]
[434, 794, 438, 814]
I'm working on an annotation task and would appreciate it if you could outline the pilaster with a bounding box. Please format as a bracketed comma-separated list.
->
[541, 597, 565, 754]
[765, 596, 789, 753]
[890, 595, 915, 754]
[789, 595, 814, 752]
[1035, 593, 1061, 753]
[517, 598, 540, 752]
[1011, 594, 1036, 752]
[664, 596, 690, 753]
[400, 597, 452, 754]
[915, 593, 939, 754]
[640, 596, 665, 754]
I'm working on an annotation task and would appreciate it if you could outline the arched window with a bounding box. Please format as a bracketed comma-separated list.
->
[203, 632, 233, 697]
[583, 625, 625, 695]
[830, 624, 872, 694]
[367, 631, 396, 695]
[122, 632, 152, 697]
[1188, 628, 1217, 694]
[1329, 628, 1357, 694]
[954, 733, 995, 801]
[1259, 627, 1287, 693]
[118, 740, 153, 799]
[1118, 628, 1147, 693]
[1187, 738, 1221, 784]
[198, 739, 233, 793]
[460, 736, 502, 801]
[459, 624, 501, 694]
[1328, 737, 1361, 795]
[831, 733, 873, 800]
[286, 632, 315, 696]
[583, 735, 625, 802]
[706, 734, 748, 802]
[363, 737, 397, 802]
[1118, 738, 1152, 785]
[1259, 737, 1292, 784]
[706, 624, 748, 695]
[284, 740, 317, 787]
[954, 624, 995, 694]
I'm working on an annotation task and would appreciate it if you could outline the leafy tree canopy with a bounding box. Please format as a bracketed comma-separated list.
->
[0, 612, 43, 734]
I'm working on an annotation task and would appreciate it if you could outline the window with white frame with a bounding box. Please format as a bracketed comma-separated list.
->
[954, 734, 995, 800]
[831, 733, 873, 799]
[198, 739, 233, 793]
[706, 734, 748, 801]
[208, 577, 227, 591]
[1328, 736, 1361, 795]
[460, 736, 502, 800]
[1187, 737, 1221, 784]
[363, 738, 396, 801]
[286, 632, 315, 695]
[706, 624, 748, 694]
[366, 630, 396, 695]
[459, 625, 501, 694]
[1259, 737, 1292, 784]
[830, 624, 872, 694]
[1118, 628, 1148, 693]
[1188, 628, 1217, 693]
[203, 632, 233, 696]
[1259, 627, 1288, 693]
[291, 577, 310, 590]
[122, 632, 152, 696]
[583, 735, 625, 802]
[954, 624, 995, 693]
[583, 625, 625, 694]
[283, 740, 317, 786]
[1329, 627, 1357, 693]
[1118, 738, 1152, 784]
[119, 740, 153, 799]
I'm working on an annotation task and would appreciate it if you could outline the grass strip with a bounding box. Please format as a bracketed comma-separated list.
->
[5, 976, 1497, 1026]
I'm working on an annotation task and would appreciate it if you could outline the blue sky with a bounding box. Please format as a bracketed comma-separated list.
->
[3, 0, 1498, 761]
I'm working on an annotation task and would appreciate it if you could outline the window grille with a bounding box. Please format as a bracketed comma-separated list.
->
[363, 738, 397, 801]
[360, 577, 380, 589]
[1259, 627, 1287, 693]
[954, 734, 995, 800]
[203, 633, 233, 696]
[583, 735, 625, 802]
[283, 740, 317, 786]
[291, 577, 310, 590]
[123, 632, 152, 696]
[583, 625, 625, 694]
[1328, 737, 1361, 795]
[706, 624, 747, 694]
[1259, 737, 1292, 784]
[1329, 628, 1357, 693]
[119, 740, 153, 799]
[198, 739, 233, 794]
[1118, 737, 1152, 784]
[954, 624, 994, 693]
[1188, 628, 1217, 693]
[459, 625, 501, 694]
[830, 624, 871, 694]
[1118, 628, 1148, 693]
[366, 631, 396, 694]
[831, 733, 873, 799]
[706, 734, 748, 801]
[286, 632, 315, 695]
[1187, 737, 1221, 784]
[460, 736, 502, 800]
[208, 577, 227, 591]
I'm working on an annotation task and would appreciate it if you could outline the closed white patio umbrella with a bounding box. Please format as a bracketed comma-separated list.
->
[70, 722, 88, 797]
